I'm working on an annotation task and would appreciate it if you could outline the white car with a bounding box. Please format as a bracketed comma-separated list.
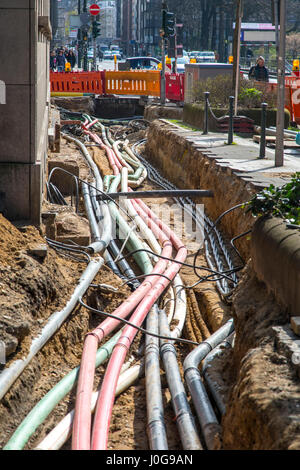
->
[197, 51, 216, 63]
[87, 48, 94, 59]
[175, 56, 190, 73]
[103, 51, 114, 60]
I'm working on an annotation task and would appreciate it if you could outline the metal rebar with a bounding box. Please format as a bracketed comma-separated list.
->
[97, 189, 213, 201]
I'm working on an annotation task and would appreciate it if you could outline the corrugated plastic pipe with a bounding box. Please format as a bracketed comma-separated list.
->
[202, 333, 235, 417]
[0, 258, 104, 402]
[91, 193, 187, 450]
[32, 295, 181, 451]
[34, 358, 145, 450]
[183, 319, 234, 450]
[3, 329, 122, 450]
[145, 305, 168, 450]
[159, 309, 202, 450]
[72, 183, 154, 449]
[121, 168, 168, 450]
[88, 218, 172, 445]
[82, 182, 126, 281]
[62, 132, 112, 254]
[88, 184, 137, 287]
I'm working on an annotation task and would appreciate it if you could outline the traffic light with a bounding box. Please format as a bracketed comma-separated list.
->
[162, 9, 175, 38]
[92, 14, 101, 39]
[271, 0, 280, 25]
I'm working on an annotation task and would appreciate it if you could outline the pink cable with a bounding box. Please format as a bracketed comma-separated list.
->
[91, 201, 187, 450]
[83, 128, 120, 175]
[72, 219, 172, 449]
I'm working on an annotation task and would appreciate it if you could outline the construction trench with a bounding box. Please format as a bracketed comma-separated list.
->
[0, 102, 300, 451]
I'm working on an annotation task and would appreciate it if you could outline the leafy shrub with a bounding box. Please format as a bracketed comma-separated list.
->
[238, 87, 262, 108]
[246, 173, 300, 225]
[192, 75, 278, 109]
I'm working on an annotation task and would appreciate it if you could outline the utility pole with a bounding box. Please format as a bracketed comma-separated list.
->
[275, 0, 286, 167]
[77, 0, 82, 68]
[83, 0, 88, 72]
[232, 0, 243, 116]
[161, 2, 167, 105]
[161, 1, 175, 105]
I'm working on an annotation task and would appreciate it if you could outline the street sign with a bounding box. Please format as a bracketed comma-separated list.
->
[89, 4, 100, 16]
[70, 15, 82, 28]
[69, 28, 78, 38]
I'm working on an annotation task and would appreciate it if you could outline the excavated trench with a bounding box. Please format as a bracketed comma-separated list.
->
[1, 111, 299, 451]
[0, 116, 230, 451]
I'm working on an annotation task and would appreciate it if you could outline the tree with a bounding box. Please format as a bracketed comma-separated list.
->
[286, 33, 300, 58]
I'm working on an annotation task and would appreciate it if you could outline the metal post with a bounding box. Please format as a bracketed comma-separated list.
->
[203, 91, 210, 135]
[275, 0, 286, 167]
[83, 0, 88, 72]
[233, 0, 243, 116]
[259, 102, 268, 159]
[228, 96, 234, 144]
[77, 0, 82, 68]
[274, 0, 279, 70]
[161, 36, 166, 105]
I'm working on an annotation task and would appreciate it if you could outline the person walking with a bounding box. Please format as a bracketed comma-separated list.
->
[50, 51, 56, 71]
[68, 50, 76, 70]
[248, 56, 269, 82]
[56, 50, 66, 72]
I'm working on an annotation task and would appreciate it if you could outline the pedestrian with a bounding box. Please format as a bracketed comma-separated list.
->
[68, 50, 76, 70]
[248, 56, 269, 82]
[50, 51, 56, 71]
[56, 50, 66, 72]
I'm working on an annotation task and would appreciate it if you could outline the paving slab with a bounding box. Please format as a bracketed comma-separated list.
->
[161, 119, 300, 189]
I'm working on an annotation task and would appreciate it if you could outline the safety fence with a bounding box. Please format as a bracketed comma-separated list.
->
[262, 78, 300, 125]
[104, 70, 161, 97]
[50, 71, 105, 95]
[50, 70, 185, 101]
[50, 71, 300, 124]
[165, 72, 185, 102]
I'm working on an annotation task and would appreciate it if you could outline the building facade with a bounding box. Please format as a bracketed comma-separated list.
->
[99, 1, 117, 42]
[118, 0, 162, 57]
[0, 0, 51, 225]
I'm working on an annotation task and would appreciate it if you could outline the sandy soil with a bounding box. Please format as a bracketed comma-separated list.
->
[0, 129, 227, 451]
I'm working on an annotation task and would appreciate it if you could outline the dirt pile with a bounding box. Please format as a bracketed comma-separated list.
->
[0, 119, 231, 451]
[220, 262, 300, 450]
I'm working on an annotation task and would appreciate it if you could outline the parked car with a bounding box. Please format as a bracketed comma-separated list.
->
[196, 51, 216, 63]
[103, 51, 114, 60]
[87, 48, 94, 59]
[188, 51, 201, 60]
[119, 56, 161, 70]
[173, 56, 190, 73]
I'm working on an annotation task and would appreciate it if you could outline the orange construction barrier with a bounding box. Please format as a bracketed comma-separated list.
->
[50, 71, 103, 94]
[104, 70, 160, 97]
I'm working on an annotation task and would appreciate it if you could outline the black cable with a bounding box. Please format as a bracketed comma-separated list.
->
[230, 230, 252, 264]
[117, 247, 242, 282]
[118, 272, 174, 287]
[192, 203, 248, 281]
[133, 140, 245, 286]
[47, 166, 138, 226]
[79, 297, 202, 347]
[46, 238, 91, 263]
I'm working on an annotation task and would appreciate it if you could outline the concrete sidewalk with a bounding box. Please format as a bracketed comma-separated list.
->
[161, 119, 300, 190]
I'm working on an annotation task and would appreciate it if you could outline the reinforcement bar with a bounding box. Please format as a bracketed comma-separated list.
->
[97, 189, 214, 201]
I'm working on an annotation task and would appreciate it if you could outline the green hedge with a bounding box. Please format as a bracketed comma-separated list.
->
[183, 103, 290, 132]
